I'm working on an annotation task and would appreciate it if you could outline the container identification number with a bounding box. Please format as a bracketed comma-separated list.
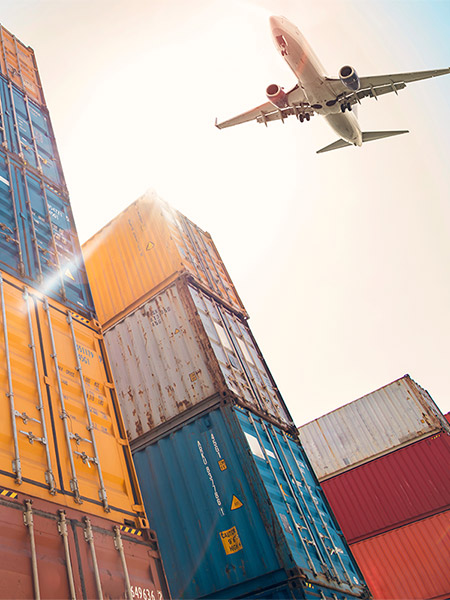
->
[130, 586, 163, 600]
[197, 440, 225, 516]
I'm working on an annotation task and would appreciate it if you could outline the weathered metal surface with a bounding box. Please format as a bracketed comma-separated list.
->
[0, 271, 146, 525]
[298, 375, 449, 480]
[0, 25, 44, 106]
[350, 510, 450, 600]
[320, 431, 450, 543]
[82, 191, 248, 329]
[104, 277, 293, 440]
[133, 402, 370, 600]
[0, 489, 170, 599]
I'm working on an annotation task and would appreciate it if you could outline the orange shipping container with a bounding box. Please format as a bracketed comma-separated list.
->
[0, 25, 44, 105]
[82, 191, 248, 329]
[350, 510, 450, 600]
[0, 270, 147, 527]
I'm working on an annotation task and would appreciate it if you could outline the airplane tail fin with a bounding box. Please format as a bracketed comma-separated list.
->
[317, 130, 409, 154]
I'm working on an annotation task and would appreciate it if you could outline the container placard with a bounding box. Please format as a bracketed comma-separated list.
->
[220, 526, 243, 555]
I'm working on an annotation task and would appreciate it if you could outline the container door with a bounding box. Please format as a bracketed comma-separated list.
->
[189, 285, 292, 426]
[235, 408, 366, 593]
[0, 154, 24, 276]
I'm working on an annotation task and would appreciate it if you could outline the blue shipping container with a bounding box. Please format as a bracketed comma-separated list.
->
[133, 401, 371, 600]
[0, 148, 95, 318]
[0, 73, 65, 189]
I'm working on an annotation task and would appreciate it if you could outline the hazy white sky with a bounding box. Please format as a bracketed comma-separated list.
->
[3, 0, 449, 424]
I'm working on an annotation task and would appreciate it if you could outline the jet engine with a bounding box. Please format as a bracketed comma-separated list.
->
[339, 65, 360, 91]
[266, 84, 289, 109]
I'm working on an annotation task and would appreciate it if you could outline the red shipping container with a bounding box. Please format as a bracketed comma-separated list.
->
[445, 412, 450, 424]
[350, 511, 450, 600]
[0, 488, 170, 599]
[320, 431, 450, 543]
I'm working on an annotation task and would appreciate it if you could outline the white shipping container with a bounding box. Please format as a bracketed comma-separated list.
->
[104, 276, 293, 440]
[298, 375, 449, 481]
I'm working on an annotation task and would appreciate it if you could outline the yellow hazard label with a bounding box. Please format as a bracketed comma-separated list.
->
[218, 459, 227, 471]
[220, 526, 243, 555]
[146, 241, 154, 251]
[65, 269, 75, 281]
[231, 495, 243, 510]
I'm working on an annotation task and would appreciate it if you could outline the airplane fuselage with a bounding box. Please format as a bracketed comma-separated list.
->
[270, 16, 363, 146]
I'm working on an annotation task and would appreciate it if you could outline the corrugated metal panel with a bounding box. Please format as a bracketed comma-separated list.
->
[0, 271, 146, 525]
[350, 511, 450, 600]
[298, 375, 449, 480]
[0, 149, 94, 318]
[82, 191, 248, 329]
[0, 489, 170, 599]
[104, 277, 292, 439]
[0, 25, 44, 106]
[0, 74, 65, 187]
[133, 402, 370, 600]
[320, 431, 450, 543]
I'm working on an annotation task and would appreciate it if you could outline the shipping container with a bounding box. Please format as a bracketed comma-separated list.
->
[0, 149, 95, 318]
[320, 431, 450, 543]
[0, 270, 148, 526]
[0, 25, 44, 106]
[104, 276, 293, 441]
[0, 73, 65, 188]
[132, 400, 371, 600]
[298, 375, 449, 480]
[350, 510, 450, 600]
[82, 192, 248, 329]
[0, 487, 170, 599]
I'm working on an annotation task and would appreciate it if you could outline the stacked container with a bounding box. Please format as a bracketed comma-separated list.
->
[83, 192, 372, 600]
[0, 25, 170, 599]
[298, 375, 450, 600]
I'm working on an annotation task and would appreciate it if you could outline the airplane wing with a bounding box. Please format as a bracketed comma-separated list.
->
[325, 67, 450, 104]
[216, 84, 313, 129]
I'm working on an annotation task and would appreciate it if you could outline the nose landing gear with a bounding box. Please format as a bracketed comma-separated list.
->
[341, 102, 352, 113]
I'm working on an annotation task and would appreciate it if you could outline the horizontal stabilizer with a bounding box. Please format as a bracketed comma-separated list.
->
[317, 129, 409, 154]
[362, 130, 409, 142]
[316, 139, 352, 153]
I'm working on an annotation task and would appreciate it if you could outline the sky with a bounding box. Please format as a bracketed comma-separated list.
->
[2, 0, 449, 425]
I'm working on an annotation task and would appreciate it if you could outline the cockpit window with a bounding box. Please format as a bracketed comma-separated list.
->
[276, 35, 288, 56]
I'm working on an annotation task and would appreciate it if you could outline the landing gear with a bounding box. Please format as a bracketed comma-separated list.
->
[341, 102, 352, 113]
[298, 112, 311, 123]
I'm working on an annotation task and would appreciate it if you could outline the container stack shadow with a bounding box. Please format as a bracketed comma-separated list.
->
[0, 24, 170, 599]
[83, 192, 373, 600]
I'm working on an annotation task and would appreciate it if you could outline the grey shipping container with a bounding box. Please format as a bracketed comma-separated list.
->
[104, 276, 293, 441]
[298, 375, 450, 481]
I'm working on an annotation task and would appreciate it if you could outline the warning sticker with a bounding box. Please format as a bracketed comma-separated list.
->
[218, 459, 227, 471]
[146, 241, 154, 250]
[220, 526, 243, 555]
[231, 495, 243, 510]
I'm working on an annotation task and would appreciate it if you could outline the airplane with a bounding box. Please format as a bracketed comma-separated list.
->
[215, 16, 450, 153]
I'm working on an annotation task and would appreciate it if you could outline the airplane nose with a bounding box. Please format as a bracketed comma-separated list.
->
[269, 16, 282, 30]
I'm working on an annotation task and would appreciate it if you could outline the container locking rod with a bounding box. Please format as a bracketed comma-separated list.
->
[23, 500, 41, 600]
[58, 511, 76, 600]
